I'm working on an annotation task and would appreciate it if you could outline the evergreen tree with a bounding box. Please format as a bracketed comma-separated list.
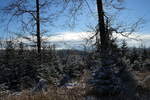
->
[141, 46, 148, 61]
[130, 47, 139, 64]
[87, 0, 125, 96]
[121, 40, 128, 57]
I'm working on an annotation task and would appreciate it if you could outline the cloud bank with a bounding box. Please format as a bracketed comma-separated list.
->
[15, 32, 150, 49]
[46, 32, 150, 49]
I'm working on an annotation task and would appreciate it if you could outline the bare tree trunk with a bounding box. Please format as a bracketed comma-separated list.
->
[96, 0, 109, 66]
[36, 0, 41, 54]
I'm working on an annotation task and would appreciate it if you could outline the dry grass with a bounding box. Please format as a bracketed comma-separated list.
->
[0, 86, 85, 100]
[134, 71, 150, 81]
[0, 85, 150, 100]
[1, 71, 150, 100]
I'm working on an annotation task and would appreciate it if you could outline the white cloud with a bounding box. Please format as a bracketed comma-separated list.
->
[15, 32, 150, 49]
[47, 32, 91, 42]
[113, 33, 150, 47]
[46, 32, 150, 47]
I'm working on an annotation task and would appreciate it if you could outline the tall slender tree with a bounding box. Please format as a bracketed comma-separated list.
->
[2, 0, 45, 54]
[96, 0, 109, 66]
[36, 0, 41, 54]
[87, 0, 128, 96]
[1, 0, 62, 55]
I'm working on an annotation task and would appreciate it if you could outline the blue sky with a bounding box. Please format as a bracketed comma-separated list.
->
[0, 0, 150, 48]
[120, 0, 150, 33]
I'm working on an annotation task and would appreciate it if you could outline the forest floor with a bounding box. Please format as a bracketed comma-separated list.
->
[0, 71, 150, 100]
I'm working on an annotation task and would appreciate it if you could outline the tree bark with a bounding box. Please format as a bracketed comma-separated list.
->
[96, 0, 109, 66]
[36, 0, 41, 54]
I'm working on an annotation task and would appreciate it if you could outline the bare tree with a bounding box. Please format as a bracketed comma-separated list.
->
[1, 0, 62, 54]
[1, 0, 87, 54]
[36, 0, 41, 54]
[83, 0, 124, 66]
[2, 0, 43, 54]
[84, 0, 144, 66]
[96, 0, 108, 66]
